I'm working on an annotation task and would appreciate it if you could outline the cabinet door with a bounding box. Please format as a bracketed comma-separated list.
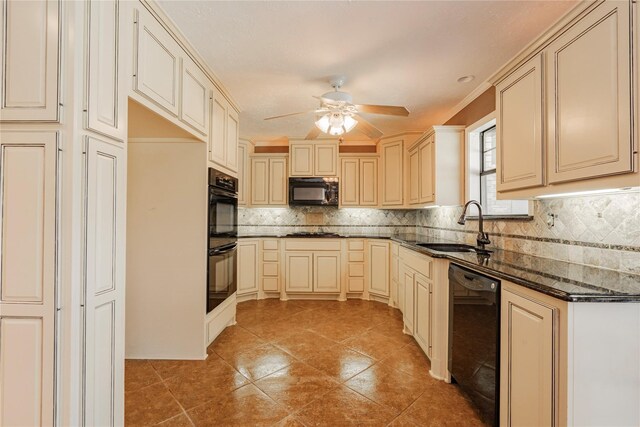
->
[368, 241, 390, 297]
[414, 274, 432, 357]
[0, 0, 60, 121]
[501, 289, 555, 427]
[419, 140, 435, 203]
[0, 131, 57, 426]
[340, 158, 359, 206]
[237, 241, 258, 295]
[269, 158, 287, 205]
[359, 158, 378, 206]
[237, 142, 248, 206]
[313, 251, 341, 293]
[86, 0, 125, 140]
[285, 252, 313, 293]
[83, 137, 125, 427]
[250, 158, 269, 205]
[402, 269, 415, 333]
[209, 89, 227, 166]
[290, 143, 314, 176]
[381, 140, 403, 205]
[226, 107, 239, 172]
[314, 143, 338, 176]
[134, 8, 180, 115]
[497, 54, 544, 191]
[546, 2, 633, 183]
[408, 149, 419, 204]
[180, 57, 210, 136]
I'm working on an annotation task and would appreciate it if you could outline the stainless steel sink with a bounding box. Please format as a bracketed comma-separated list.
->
[416, 243, 492, 254]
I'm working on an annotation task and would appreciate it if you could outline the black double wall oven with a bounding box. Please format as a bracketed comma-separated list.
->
[207, 168, 238, 314]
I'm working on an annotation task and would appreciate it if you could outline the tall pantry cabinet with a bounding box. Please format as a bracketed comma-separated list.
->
[1, 1, 126, 425]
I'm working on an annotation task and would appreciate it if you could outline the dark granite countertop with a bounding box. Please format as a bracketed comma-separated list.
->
[238, 233, 640, 302]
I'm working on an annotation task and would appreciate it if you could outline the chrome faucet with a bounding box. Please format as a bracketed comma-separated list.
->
[458, 200, 491, 250]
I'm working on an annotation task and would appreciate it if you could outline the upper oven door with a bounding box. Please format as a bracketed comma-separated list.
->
[209, 186, 238, 246]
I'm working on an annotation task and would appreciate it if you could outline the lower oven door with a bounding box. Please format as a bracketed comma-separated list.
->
[207, 243, 237, 314]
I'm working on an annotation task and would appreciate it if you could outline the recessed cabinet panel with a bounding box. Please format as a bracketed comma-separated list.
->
[409, 149, 419, 204]
[359, 158, 378, 206]
[313, 252, 341, 293]
[290, 144, 313, 176]
[226, 108, 239, 172]
[340, 158, 359, 205]
[237, 241, 258, 295]
[285, 252, 313, 292]
[135, 9, 180, 115]
[501, 289, 555, 427]
[368, 241, 390, 297]
[547, 2, 633, 183]
[180, 58, 210, 136]
[497, 54, 545, 191]
[381, 140, 403, 205]
[419, 140, 434, 203]
[314, 144, 338, 176]
[403, 270, 415, 333]
[87, 0, 124, 140]
[269, 158, 287, 205]
[250, 158, 269, 205]
[1, 0, 60, 121]
[209, 93, 226, 166]
[237, 142, 248, 206]
[414, 275, 432, 357]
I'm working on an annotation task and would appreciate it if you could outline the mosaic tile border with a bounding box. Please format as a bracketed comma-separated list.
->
[418, 225, 640, 253]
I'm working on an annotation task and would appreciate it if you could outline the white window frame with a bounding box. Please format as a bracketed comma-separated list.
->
[465, 111, 532, 218]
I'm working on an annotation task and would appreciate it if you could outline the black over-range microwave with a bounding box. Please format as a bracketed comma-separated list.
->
[288, 177, 339, 206]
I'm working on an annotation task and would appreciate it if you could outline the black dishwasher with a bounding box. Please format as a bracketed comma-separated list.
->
[448, 264, 500, 427]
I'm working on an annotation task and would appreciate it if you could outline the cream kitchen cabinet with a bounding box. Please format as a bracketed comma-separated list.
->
[407, 126, 463, 207]
[379, 139, 404, 206]
[86, 0, 126, 141]
[261, 239, 280, 293]
[401, 266, 415, 334]
[250, 155, 288, 206]
[0, 131, 58, 426]
[284, 239, 342, 294]
[413, 273, 432, 358]
[346, 239, 366, 293]
[492, 0, 638, 198]
[496, 54, 544, 192]
[134, 6, 182, 116]
[390, 242, 400, 308]
[209, 87, 239, 174]
[367, 240, 390, 297]
[237, 141, 251, 206]
[340, 156, 378, 207]
[289, 141, 338, 177]
[237, 240, 259, 296]
[180, 57, 210, 137]
[0, 0, 60, 121]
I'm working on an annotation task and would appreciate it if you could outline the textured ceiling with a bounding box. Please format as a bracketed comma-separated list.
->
[157, 0, 576, 142]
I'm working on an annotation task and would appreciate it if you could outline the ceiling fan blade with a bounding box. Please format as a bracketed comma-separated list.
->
[355, 104, 410, 117]
[305, 126, 321, 140]
[354, 115, 384, 139]
[264, 111, 313, 121]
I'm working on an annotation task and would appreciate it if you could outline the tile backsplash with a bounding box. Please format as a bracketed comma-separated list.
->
[417, 191, 640, 274]
[239, 191, 640, 274]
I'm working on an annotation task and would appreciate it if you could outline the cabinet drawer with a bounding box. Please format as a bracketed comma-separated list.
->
[348, 252, 364, 262]
[285, 239, 341, 251]
[399, 247, 432, 279]
[263, 252, 278, 262]
[348, 240, 365, 251]
[348, 278, 365, 293]
[262, 277, 279, 292]
[263, 240, 278, 250]
[348, 263, 364, 277]
[263, 263, 278, 277]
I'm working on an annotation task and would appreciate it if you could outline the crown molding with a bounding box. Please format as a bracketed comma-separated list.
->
[443, 81, 492, 124]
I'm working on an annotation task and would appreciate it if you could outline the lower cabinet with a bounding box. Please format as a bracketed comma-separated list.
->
[237, 240, 258, 296]
[261, 239, 280, 292]
[402, 266, 415, 334]
[346, 239, 366, 293]
[413, 273, 432, 358]
[313, 252, 341, 293]
[500, 286, 556, 427]
[284, 239, 342, 294]
[367, 240, 390, 297]
[284, 252, 314, 292]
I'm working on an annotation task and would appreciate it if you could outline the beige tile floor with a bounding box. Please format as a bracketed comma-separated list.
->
[125, 299, 487, 426]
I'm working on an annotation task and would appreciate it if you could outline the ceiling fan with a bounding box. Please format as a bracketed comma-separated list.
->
[263, 77, 409, 140]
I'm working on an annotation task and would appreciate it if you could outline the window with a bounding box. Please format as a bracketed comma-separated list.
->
[466, 114, 530, 217]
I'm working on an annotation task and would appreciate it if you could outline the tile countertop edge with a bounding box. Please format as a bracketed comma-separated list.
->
[237, 234, 640, 302]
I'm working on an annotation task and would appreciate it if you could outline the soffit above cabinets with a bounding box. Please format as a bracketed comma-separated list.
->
[157, 0, 577, 142]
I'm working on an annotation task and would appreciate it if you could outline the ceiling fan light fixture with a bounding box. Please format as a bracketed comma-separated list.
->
[314, 114, 331, 133]
[343, 115, 357, 132]
[329, 126, 344, 136]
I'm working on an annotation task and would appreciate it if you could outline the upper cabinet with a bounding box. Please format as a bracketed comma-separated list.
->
[289, 141, 338, 177]
[340, 156, 378, 207]
[251, 155, 288, 206]
[379, 139, 404, 206]
[86, 0, 126, 141]
[496, 54, 544, 192]
[209, 87, 239, 174]
[180, 57, 210, 136]
[408, 126, 464, 207]
[546, 1, 633, 184]
[237, 140, 251, 206]
[0, 0, 60, 121]
[492, 0, 638, 197]
[134, 7, 181, 116]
